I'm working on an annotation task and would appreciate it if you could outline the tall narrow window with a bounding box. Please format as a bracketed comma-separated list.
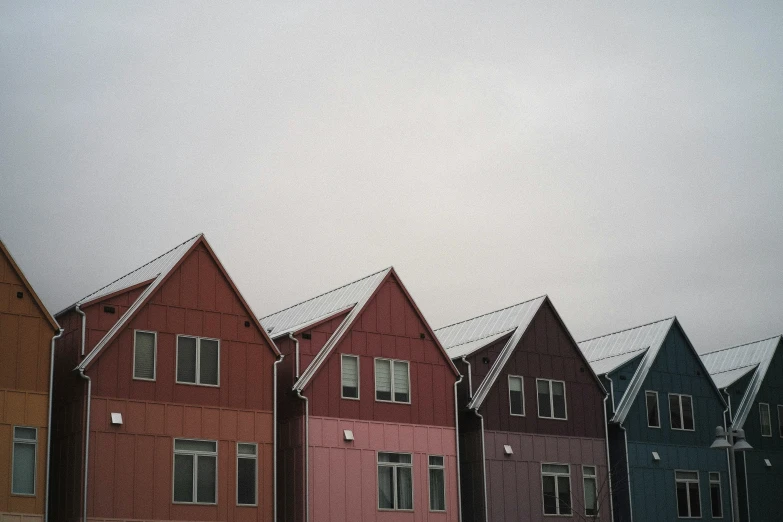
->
[583, 466, 598, 517]
[12, 427, 36, 495]
[133, 330, 157, 380]
[760, 403, 772, 437]
[542, 463, 571, 515]
[646, 391, 660, 428]
[176, 336, 220, 386]
[429, 456, 446, 511]
[509, 376, 524, 416]
[375, 359, 410, 403]
[537, 379, 567, 420]
[173, 439, 217, 504]
[709, 472, 722, 518]
[669, 394, 695, 431]
[675, 470, 701, 518]
[237, 443, 257, 506]
[341, 355, 360, 399]
[778, 405, 783, 437]
[378, 452, 413, 510]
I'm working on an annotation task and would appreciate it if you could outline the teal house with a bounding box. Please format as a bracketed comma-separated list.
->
[701, 335, 783, 522]
[578, 317, 731, 522]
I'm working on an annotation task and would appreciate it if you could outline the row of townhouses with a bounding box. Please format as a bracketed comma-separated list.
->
[0, 233, 779, 521]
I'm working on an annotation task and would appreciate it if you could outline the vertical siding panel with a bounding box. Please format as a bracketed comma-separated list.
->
[134, 434, 155, 520]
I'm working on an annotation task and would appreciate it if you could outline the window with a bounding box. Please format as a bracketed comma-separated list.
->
[542, 463, 571, 515]
[508, 376, 524, 416]
[378, 452, 413, 510]
[778, 405, 783, 437]
[429, 456, 446, 511]
[669, 394, 694, 431]
[237, 443, 257, 506]
[583, 466, 598, 517]
[537, 379, 567, 420]
[176, 336, 219, 386]
[675, 470, 701, 518]
[12, 427, 36, 495]
[646, 391, 660, 428]
[709, 472, 722, 518]
[341, 355, 359, 399]
[760, 403, 772, 437]
[375, 359, 410, 403]
[173, 439, 217, 504]
[133, 330, 156, 380]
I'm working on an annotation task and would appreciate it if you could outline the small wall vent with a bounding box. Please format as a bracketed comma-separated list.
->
[652, 451, 661, 462]
[110, 412, 123, 425]
[503, 445, 513, 455]
[244, 321, 250, 327]
[344, 430, 354, 442]
[302, 333, 312, 340]
[419, 333, 425, 339]
[104, 306, 116, 314]
[16, 291, 23, 299]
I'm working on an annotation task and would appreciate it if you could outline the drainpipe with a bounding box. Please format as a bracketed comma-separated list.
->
[290, 332, 300, 379]
[273, 353, 284, 522]
[460, 357, 473, 399]
[44, 327, 64, 522]
[607, 374, 632, 522]
[75, 304, 86, 356]
[453, 372, 464, 522]
[472, 407, 489, 522]
[295, 388, 309, 522]
[601, 384, 615, 522]
[78, 368, 91, 522]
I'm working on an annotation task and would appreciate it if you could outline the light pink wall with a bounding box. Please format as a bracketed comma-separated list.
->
[484, 430, 610, 522]
[309, 416, 459, 522]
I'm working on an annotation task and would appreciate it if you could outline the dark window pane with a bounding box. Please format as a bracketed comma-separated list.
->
[510, 390, 523, 415]
[538, 381, 552, 418]
[197, 455, 216, 503]
[557, 476, 571, 515]
[394, 391, 409, 403]
[670, 395, 682, 429]
[12, 443, 35, 495]
[237, 457, 256, 505]
[676, 483, 689, 517]
[177, 337, 197, 383]
[646, 392, 659, 427]
[199, 339, 219, 385]
[710, 484, 722, 517]
[397, 466, 413, 510]
[429, 468, 445, 511]
[688, 482, 701, 517]
[584, 477, 597, 516]
[378, 466, 393, 509]
[682, 396, 694, 430]
[542, 476, 557, 514]
[343, 386, 358, 398]
[173, 454, 194, 502]
[552, 381, 566, 419]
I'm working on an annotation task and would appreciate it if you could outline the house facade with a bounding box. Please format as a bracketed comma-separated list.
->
[579, 317, 731, 522]
[48, 234, 281, 522]
[701, 335, 783, 522]
[0, 239, 61, 522]
[261, 268, 461, 522]
[435, 296, 610, 522]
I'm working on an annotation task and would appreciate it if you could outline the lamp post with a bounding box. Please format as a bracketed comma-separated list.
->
[711, 426, 752, 522]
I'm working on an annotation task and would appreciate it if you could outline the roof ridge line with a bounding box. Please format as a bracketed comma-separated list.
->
[579, 316, 675, 344]
[443, 328, 517, 350]
[710, 363, 759, 375]
[701, 335, 783, 355]
[260, 267, 391, 320]
[588, 345, 649, 363]
[435, 295, 547, 332]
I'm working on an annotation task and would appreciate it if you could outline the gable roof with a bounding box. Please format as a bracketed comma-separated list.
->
[436, 295, 604, 410]
[0, 237, 59, 332]
[77, 234, 280, 370]
[701, 335, 782, 429]
[260, 267, 459, 392]
[579, 317, 725, 424]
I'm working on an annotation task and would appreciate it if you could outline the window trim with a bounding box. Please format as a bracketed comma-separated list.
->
[668, 393, 695, 432]
[341, 354, 360, 400]
[374, 358, 411, 404]
[236, 442, 258, 507]
[377, 451, 414, 511]
[132, 329, 157, 381]
[175, 335, 221, 387]
[541, 462, 572, 516]
[536, 378, 568, 421]
[428, 455, 446, 512]
[646, 390, 661, 428]
[11, 426, 37, 497]
[508, 375, 525, 417]
[172, 437, 218, 505]
[760, 403, 772, 437]
[675, 469, 701, 519]
[583, 465, 598, 517]
[709, 471, 723, 519]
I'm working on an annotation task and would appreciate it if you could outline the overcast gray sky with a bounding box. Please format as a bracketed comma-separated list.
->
[1, 2, 781, 352]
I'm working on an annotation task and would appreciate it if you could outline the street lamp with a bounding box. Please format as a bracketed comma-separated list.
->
[711, 426, 752, 522]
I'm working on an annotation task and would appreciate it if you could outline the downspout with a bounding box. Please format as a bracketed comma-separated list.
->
[290, 333, 309, 522]
[453, 372, 464, 522]
[75, 304, 86, 355]
[78, 368, 91, 522]
[721, 391, 735, 522]
[273, 353, 284, 522]
[601, 385, 615, 522]
[473, 407, 489, 522]
[461, 356, 473, 399]
[290, 332, 300, 379]
[607, 374, 633, 522]
[44, 327, 64, 522]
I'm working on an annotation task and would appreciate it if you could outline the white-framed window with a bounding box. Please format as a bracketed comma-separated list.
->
[12, 427, 36, 496]
[508, 375, 525, 416]
[378, 452, 413, 511]
[428, 455, 446, 512]
[173, 439, 217, 504]
[176, 335, 220, 386]
[760, 403, 772, 437]
[375, 359, 410, 403]
[583, 465, 598, 517]
[341, 354, 360, 399]
[536, 379, 567, 420]
[778, 405, 783, 438]
[236, 443, 257, 506]
[133, 330, 157, 380]
[709, 472, 723, 518]
[646, 390, 660, 428]
[542, 463, 571, 515]
[675, 470, 701, 518]
[669, 394, 695, 431]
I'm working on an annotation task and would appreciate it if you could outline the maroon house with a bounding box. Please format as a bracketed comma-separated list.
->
[435, 296, 610, 521]
[260, 267, 462, 522]
[49, 234, 281, 522]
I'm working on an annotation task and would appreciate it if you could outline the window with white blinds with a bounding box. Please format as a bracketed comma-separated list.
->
[133, 331, 157, 380]
[177, 336, 220, 386]
[341, 355, 360, 399]
[375, 358, 410, 403]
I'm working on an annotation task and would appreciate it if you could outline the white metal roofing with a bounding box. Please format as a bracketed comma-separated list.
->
[701, 336, 782, 429]
[259, 268, 390, 338]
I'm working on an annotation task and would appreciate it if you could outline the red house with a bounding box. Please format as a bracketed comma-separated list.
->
[49, 234, 281, 522]
[261, 268, 461, 522]
[435, 296, 610, 522]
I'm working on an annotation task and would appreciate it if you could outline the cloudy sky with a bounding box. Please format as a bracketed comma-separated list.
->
[1, 2, 781, 351]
